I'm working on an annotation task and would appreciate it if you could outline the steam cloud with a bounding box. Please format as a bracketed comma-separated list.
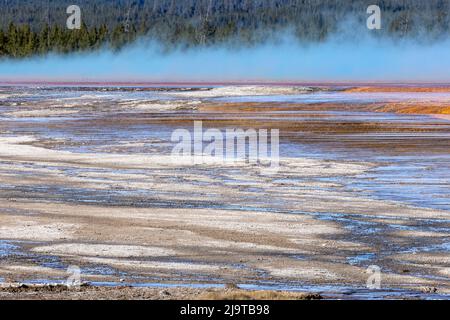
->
[2, 31, 450, 83]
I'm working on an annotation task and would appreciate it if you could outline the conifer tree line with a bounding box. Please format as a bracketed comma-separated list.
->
[1, 0, 449, 58]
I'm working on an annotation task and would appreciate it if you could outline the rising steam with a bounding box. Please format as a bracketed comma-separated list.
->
[2, 29, 450, 83]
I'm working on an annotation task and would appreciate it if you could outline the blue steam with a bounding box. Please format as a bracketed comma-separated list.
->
[1, 35, 450, 82]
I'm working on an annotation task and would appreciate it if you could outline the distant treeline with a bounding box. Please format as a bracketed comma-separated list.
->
[1, 0, 450, 58]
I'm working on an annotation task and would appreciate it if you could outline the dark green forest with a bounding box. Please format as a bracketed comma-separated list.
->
[1, 0, 450, 58]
